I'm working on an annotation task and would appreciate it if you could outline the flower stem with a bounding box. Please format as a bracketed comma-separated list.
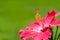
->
[49, 28, 53, 40]
[54, 26, 58, 40]
[57, 33, 60, 40]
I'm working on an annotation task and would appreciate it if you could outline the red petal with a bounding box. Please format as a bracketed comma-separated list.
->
[44, 10, 59, 27]
[50, 20, 60, 26]
[19, 30, 32, 40]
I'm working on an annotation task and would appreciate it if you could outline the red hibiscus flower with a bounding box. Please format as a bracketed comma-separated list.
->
[19, 10, 60, 40]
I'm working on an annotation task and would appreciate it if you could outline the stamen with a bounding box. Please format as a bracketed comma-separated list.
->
[35, 13, 41, 22]
[35, 8, 41, 22]
[35, 8, 39, 13]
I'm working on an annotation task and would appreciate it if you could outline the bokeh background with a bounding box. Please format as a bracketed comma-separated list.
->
[0, 0, 60, 40]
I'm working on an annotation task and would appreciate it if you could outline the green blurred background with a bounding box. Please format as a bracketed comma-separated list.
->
[0, 0, 60, 40]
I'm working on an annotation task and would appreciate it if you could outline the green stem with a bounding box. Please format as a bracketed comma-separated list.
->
[50, 28, 53, 40]
[54, 26, 58, 40]
[57, 33, 60, 40]
[49, 28, 53, 40]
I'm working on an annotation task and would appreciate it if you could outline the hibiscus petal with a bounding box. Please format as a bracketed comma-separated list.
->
[26, 22, 44, 32]
[19, 30, 32, 40]
[26, 22, 40, 30]
[42, 29, 52, 40]
[32, 32, 43, 40]
[44, 10, 59, 27]
[27, 22, 39, 28]
[50, 20, 60, 26]
[32, 29, 52, 40]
